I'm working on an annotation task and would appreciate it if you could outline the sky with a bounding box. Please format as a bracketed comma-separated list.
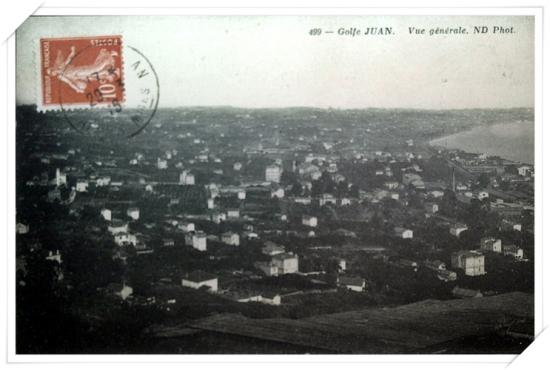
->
[16, 15, 534, 109]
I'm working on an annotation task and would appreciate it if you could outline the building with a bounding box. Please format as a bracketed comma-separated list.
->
[338, 258, 347, 272]
[126, 207, 140, 220]
[319, 193, 337, 206]
[262, 242, 285, 256]
[394, 227, 413, 239]
[45, 250, 62, 264]
[96, 176, 111, 187]
[265, 164, 282, 183]
[271, 187, 285, 199]
[178, 222, 195, 233]
[501, 219, 522, 232]
[402, 173, 422, 186]
[114, 232, 138, 247]
[437, 270, 457, 282]
[255, 261, 279, 276]
[384, 181, 399, 190]
[181, 271, 218, 292]
[76, 179, 89, 192]
[517, 165, 532, 177]
[211, 211, 226, 224]
[338, 275, 366, 292]
[451, 250, 486, 276]
[16, 223, 29, 234]
[207, 198, 215, 209]
[179, 170, 195, 185]
[503, 244, 524, 260]
[227, 209, 240, 219]
[108, 220, 128, 235]
[260, 292, 282, 306]
[185, 231, 207, 251]
[272, 253, 299, 274]
[480, 237, 502, 253]
[477, 191, 489, 200]
[107, 282, 133, 300]
[424, 202, 439, 214]
[302, 215, 318, 227]
[162, 238, 175, 247]
[55, 168, 67, 187]
[450, 223, 469, 237]
[100, 208, 112, 221]
[221, 232, 240, 246]
[157, 158, 168, 169]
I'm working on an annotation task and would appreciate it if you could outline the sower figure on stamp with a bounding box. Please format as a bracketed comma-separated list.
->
[47, 46, 121, 94]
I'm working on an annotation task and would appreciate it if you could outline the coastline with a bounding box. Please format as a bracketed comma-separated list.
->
[427, 121, 534, 165]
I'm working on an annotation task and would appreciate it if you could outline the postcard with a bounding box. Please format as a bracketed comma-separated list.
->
[5, 5, 545, 365]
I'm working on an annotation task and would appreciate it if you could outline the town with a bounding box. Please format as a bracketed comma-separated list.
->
[15, 105, 534, 353]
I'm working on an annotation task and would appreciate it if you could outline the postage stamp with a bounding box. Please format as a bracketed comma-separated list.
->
[39, 35, 124, 110]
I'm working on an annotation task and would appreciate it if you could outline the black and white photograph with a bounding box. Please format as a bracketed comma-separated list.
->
[4, 3, 545, 363]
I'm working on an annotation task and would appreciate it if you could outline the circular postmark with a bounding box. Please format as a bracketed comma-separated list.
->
[57, 43, 159, 139]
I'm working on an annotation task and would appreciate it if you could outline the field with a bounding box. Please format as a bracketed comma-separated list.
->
[187, 292, 533, 354]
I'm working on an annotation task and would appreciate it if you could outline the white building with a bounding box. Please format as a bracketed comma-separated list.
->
[477, 191, 489, 200]
[450, 223, 469, 237]
[96, 176, 111, 187]
[207, 198, 215, 209]
[126, 207, 140, 220]
[211, 211, 226, 224]
[255, 262, 279, 277]
[271, 187, 285, 199]
[185, 231, 207, 251]
[157, 158, 168, 169]
[302, 215, 318, 227]
[265, 165, 282, 183]
[100, 208, 112, 221]
[227, 209, 240, 219]
[109, 282, 133, 300]
[424, 202, 439, 214]
[480, 237, 502, 253]
[503, 244, 524, 260]
[340, 198, 352, 206]
[181, 271, 218, 292]
[179, 170, 195, 185]
[517, 165, 532, 177]
[319, 193, 337, 206]
[45, 250, 62, 264]
[394, 227, 413, 239]
[272, 253, 299, 274]
[451, 250, 486, 276]
[338, 276, 366, 292]
[221, 232, 240, 246]
[76, 180, 89, 192]
[338, 259, 347, 271]
[262, 242, 285, 256]
[178, 222, 195, 233]
[114, 232, 138, 247]
[294, 197, 312, 205]
[55, 168, 67, 187]
[16, 223, 29, 234]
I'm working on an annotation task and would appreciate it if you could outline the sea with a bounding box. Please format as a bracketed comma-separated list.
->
[429, 121, 534, 165]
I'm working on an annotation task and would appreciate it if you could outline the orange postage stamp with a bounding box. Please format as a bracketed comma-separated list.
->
[40, 35, 124, 109]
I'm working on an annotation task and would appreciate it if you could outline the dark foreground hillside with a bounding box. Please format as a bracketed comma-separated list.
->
[148, 292, 533, 354]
